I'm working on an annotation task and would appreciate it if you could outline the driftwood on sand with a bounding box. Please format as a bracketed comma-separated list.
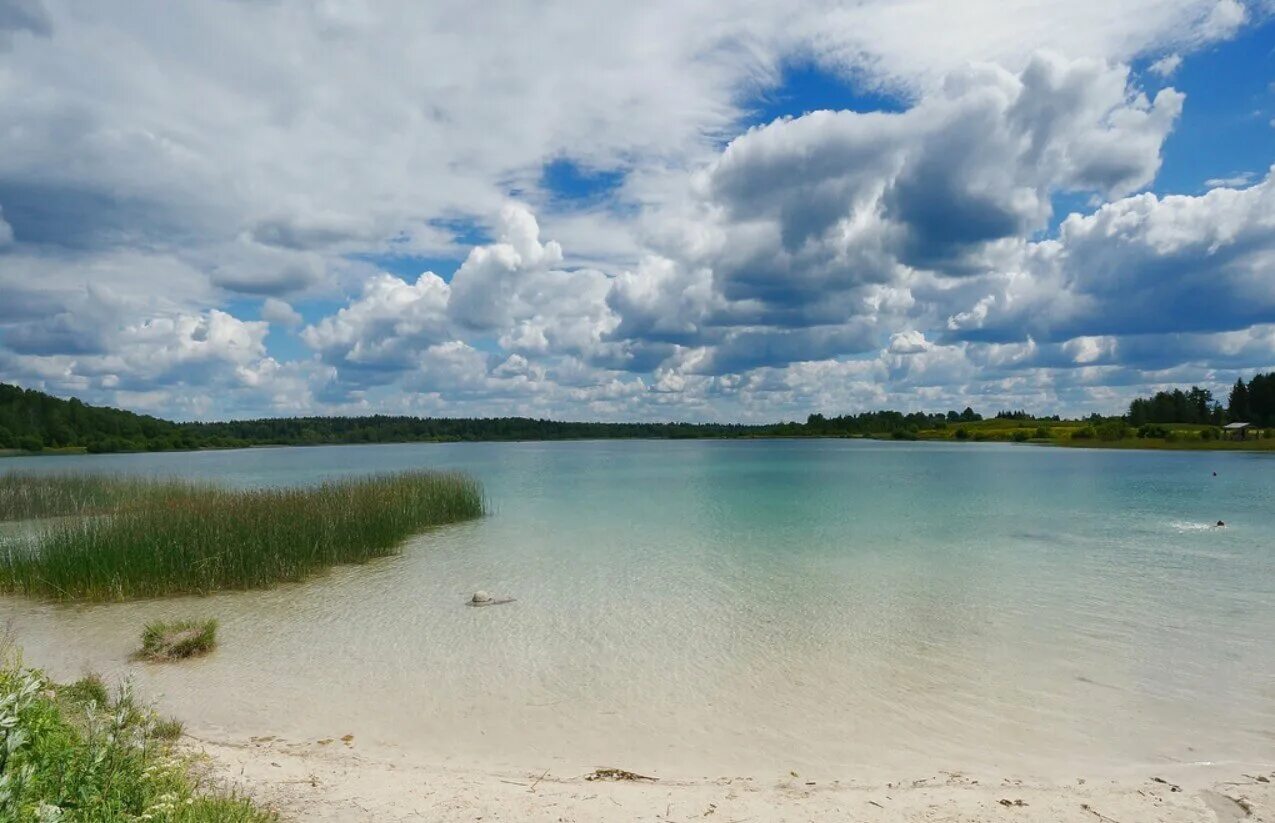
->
[586, 768, 658, 782]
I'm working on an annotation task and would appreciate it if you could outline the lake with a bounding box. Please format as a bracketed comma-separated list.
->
[2, 439, 1273, 780]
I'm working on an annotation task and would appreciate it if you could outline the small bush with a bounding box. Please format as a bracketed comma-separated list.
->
[953, 427, 969, 440]
[141, 619, 218, 661]
[1012, 430, 1030, 442]
[1096, 421, 1130, 441]
[60, 672, 110, 707]
[1033, 426, 1051, 439]
[1071, 426, 1096, 440]
[1137, 424, 1170, 439]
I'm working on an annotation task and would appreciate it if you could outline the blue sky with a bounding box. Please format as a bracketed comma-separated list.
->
[0, 0, 1273, 422]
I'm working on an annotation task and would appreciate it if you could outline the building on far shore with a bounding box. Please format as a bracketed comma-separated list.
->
[1223, 422, 1251, 440]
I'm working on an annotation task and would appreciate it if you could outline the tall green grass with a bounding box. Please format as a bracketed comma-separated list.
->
[0, 471, 484, 601]
[0, 473, 198, 521]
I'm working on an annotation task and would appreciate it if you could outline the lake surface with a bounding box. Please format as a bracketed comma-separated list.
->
[3, 440, 1274, 779]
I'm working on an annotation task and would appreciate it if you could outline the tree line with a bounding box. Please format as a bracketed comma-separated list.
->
[1, 381, 1005, 451]
[2, 374, 1272, 454]
[1127, 372, 1274, 427]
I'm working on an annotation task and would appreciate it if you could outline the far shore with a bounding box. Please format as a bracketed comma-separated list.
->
[3, 431, 1274, 460]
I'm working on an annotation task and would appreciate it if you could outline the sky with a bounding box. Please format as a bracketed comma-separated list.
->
[0, 0, 1273, 423]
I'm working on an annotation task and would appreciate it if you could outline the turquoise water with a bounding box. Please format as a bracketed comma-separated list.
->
[3, 440, 1274, 779]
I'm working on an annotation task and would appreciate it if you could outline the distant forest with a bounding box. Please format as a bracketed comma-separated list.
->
[1126, 372, 1275, 427]
[0, 374, 1271, 454]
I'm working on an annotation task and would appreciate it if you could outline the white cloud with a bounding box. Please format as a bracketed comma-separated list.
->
[1, 1, 1271, 420]
[888, 330, 930, 354]
[260, 297, 302, 329]
[1149, 53, 1184, 76]
[946, 167, 1275, 342]
[1204, 171, 1257, 188]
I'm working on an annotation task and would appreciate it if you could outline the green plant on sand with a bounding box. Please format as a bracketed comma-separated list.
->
[0, 660, 273, 821]
[0, 470, 485, 601]
[140, 620, 218, 661]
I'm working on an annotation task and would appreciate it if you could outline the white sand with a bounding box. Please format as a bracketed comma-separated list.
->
[191, 732, 1273, 822]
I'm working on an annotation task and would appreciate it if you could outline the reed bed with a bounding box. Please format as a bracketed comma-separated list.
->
[0, 472, 199, 521]
[0, 471, 485, 601]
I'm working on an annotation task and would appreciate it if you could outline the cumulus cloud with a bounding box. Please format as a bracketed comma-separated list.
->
[947, 167, 1275, 342]
[1, 1, 1272, 419]
[610, 53, 1183, 384]
[260, 297, 302, 329]
[302, 271, 453, 374]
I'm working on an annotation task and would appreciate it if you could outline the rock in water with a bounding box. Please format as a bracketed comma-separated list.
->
[471, 590, 492, 604]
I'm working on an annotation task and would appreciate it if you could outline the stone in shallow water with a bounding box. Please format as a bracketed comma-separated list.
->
[471, 591, 492, 604]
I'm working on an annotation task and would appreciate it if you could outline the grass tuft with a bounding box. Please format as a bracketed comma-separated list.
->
[141, 619, 218, 661]
[59, 671, 110, 707]
[0, 470, 485, 601]
[153, 715, 185, 741]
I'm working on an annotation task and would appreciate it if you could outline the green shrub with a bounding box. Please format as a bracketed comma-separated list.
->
[1012, 430, 1030, 442]
[1071, 426, 1096, 440]
[953, 427, 969, 440]
[141, 619, 218, 661]
[1137, 424, 1170, 438]
[1096, 421, 1130, 441]
[1033, 426, 1051, 439]
[0, 662, 274, 821]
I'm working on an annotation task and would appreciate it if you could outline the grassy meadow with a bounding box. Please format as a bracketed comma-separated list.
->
[884, 418, 1275, 450]
[0, 470, 484, 601]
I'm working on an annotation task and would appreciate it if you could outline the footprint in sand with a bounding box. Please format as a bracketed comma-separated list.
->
[1199, 790, 1252, 822]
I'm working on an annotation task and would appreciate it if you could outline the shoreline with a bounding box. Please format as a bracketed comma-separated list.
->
[187, 731, 1272, 822]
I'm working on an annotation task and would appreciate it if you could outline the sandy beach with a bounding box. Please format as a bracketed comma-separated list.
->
[191, 732, 1272, 822]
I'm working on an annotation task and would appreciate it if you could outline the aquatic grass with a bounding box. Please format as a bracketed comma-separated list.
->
[141, 620, 218, 661]
[0, 470, 485, 601]
[0, 472, 201, 522]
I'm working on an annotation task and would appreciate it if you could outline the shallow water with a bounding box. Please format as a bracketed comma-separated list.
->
[3, 440, 1274, 779]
